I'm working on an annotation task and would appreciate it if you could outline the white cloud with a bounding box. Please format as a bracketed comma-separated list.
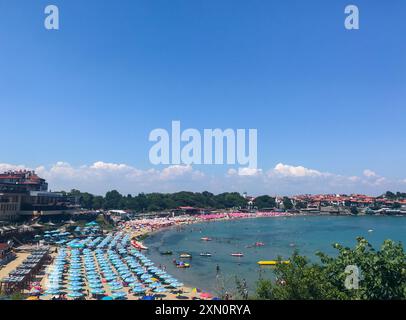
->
[0, 163, 30, 172]
[0, 161, 404, 196]
[159, 165, 204, 180]
[363, 169, 377, 178]
[90, 161, 133, 172]
[227, 168, 263, 177]
[271, 163, 323, 177]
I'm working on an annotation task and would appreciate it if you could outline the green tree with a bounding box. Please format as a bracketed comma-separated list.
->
[104, 190, 122, 209]
[92, 196, 104, 209]
[282, 197, 293, 210]
[254, 195, 276, 209]
[256, 238, 406, 300]
[295, 201, 307, 210]
[385, 191, 396, 199]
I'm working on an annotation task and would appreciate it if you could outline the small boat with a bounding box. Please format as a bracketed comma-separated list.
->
[230, 253, 244, 257]
[176, 263, 191, 268]
[173, 260, 191, 268]
[160, 250, 173, 255]
[255, 242, 265, 247]
[201, 237, 212, 241]
[131, 240, 148, 250]
[199, 252, 212, 257]
[257, 260, 290, 266]
[179, 253, 192, 259]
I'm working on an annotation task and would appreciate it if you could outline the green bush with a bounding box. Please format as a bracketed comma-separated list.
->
[256, 238, 406, 300]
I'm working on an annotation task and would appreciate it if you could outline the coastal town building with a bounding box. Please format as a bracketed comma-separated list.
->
[0, 171, 76, 221]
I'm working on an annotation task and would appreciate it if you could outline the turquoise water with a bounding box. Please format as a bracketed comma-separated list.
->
[143, 216, 406, 294]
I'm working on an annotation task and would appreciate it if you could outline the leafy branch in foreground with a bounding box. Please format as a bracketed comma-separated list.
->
[256, 238, 406, 300]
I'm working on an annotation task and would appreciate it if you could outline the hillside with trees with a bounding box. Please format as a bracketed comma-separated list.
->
[65, 189, 248, 211]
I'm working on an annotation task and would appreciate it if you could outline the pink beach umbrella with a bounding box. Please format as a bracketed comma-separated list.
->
[200, 292, 213, 299]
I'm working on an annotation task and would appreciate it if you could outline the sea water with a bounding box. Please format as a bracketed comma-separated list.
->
[143, 216, 406, 295]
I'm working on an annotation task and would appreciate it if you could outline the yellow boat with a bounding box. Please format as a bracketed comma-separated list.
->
[257, 260, 290, 266]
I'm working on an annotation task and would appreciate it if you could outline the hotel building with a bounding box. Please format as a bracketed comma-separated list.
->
[0, 170, 76, 221]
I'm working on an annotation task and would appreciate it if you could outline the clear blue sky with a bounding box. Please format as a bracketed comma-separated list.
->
[0, 0, 405, 195]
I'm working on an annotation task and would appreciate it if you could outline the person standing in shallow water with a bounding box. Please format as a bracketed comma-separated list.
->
[216, 264, 220, 274]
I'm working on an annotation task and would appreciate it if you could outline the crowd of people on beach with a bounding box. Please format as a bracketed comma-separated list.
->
[121, 211, 292, 236]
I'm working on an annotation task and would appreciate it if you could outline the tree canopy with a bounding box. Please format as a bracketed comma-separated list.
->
[256, 238, 406, 300]
[66, 189, 249, 211]
[254, 195, 276, 209]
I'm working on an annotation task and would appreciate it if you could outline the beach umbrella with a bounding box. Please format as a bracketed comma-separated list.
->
[132, 287, 145, 294]
[141, 296, 155, 300]
[168, 282, 181, 288]
[200, 292, 213, 299]
[90, 288, 105, 295]
[88, 275, 101, 281]
[153, 287, 167, 293]
[111, 292, 127, 300]
[101, 296, 113, 300]
[67, 291, 84, 298]
[128, 282, 140, 287]
[45, 288, 62, 294]
[68, 270, 81, 274]
[105, 276, 117, 282]
[89, 285, 103, 290]
[67, 286, 83, 292]
[86, 269, 99, 274]
[148, 282, 161, 288]
[29, 289, 41, 296]
[110, 285, 123, 291]
[89, 283, 103, 289]
[85, 266, 96, 271]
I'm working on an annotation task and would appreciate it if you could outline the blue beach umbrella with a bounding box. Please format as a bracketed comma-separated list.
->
[67, 291, 84, 298]
[128, 282, 140, 287]
[68, 280, 84, 286]
[86, 270, 99, 275]
[111, 291, 127, 300]
[125, 277, 136, 283]
[110, 285, 123, 291]
[45, 289, 61, 295]
[90, 288, 105, 295]
[67, 286, 83, 292]
[154, 287, 168, 293]
[132, 287, 145, 294]
[168, 282, 181, 288]
[89, 282, 103, 288]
